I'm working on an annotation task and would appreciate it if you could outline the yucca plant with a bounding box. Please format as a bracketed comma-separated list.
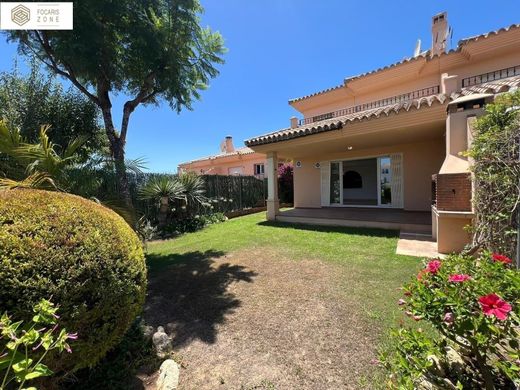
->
[139, 175, 185, 226]
[177, 172, 209, 208]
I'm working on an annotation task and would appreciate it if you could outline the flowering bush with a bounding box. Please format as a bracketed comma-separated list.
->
[0, 299, 76, 390]
[380, 252, 520, 389]
[277, 163, 293, 204]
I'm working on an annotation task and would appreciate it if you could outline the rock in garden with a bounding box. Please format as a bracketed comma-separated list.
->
[445, 346, 465, 374]
[156, 359, 180, 390]
[153, 327, 172, 357]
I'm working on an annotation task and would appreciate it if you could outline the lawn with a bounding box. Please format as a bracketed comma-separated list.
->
[144, 212, 422, 389]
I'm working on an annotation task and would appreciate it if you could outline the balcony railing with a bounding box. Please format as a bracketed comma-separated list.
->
[462, 65, 520, 88]
[298, 85, 440, 126]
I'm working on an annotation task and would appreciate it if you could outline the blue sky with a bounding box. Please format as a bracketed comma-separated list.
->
[0, 0, 518, 172]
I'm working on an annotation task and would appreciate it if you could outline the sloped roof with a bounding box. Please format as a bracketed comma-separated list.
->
[457, 23, 520, 46]
[289, 24, 520, 104]
[245, 94, 447, 146]
[178, 146, 256, 166]
[450, 74, 520, 99]
[245, 74, 520, 147]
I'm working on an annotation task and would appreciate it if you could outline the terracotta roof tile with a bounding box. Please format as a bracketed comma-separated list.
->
[451, 75, 520, 99]
[457, 24, 520, 46]
[245, 94, 447, 147]
[246, 74, 520, 148]
[179, 147, 255, 165]
[289, 24, 519, 104]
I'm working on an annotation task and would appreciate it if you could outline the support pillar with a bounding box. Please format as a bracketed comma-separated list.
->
[266, 151, 279, 221]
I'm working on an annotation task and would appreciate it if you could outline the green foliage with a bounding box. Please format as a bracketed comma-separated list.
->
[0, 299, 75, 390]
[139, 175, 185, 202]
[7, 0, 225, 113]
[468, 91, 520, 257]
[177, 172, 209, 207]
[6, 0, 226, 206]
[63, 320, 158, 390]
[0, 189, 147, 373]
[380, 253, 520, 389]
[162, 212, 227, 236]
[278, 163, 294, 204]
[0, 62, 105, 163]
[0, 121, 87, 189]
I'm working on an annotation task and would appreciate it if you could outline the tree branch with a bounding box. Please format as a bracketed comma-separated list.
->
[33, 31, 100, 106]
[119, 72, 156, 143]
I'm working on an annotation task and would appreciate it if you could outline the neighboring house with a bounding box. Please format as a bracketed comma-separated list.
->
[178, 136, 268, 178]
[245, 13, 520, 254]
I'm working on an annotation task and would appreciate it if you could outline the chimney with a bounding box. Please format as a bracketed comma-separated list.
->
[431, 12, 449, 57]
[223, 135, 235, 153]
[290, 116, 299, 129]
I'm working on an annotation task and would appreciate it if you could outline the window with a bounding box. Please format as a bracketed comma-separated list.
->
[343, 170, 363, 189]
[254, 163, 265, 175]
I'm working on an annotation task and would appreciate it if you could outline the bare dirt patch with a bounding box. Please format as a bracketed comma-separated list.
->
[142, 248, 379, 390]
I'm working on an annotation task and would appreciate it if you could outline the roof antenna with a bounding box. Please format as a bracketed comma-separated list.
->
[413, 39, 422, 57]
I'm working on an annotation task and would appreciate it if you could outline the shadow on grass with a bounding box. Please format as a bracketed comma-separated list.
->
[257, 220, 400, 238]
[145, 250, 256, 348]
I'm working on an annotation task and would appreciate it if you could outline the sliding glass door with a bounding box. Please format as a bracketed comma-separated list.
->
[326, 155, 401, 207]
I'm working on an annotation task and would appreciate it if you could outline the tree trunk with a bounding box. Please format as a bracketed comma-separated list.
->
[99, 104, 133, 210]
[112, 140, 132, 209]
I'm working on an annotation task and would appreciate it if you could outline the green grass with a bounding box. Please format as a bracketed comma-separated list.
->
[147, 212, 422, 328]
[146, 212, 425, 388]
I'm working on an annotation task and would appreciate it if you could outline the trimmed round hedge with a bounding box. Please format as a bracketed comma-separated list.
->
[0, 189, 147, 372]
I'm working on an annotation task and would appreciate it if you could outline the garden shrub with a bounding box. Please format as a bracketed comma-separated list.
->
[63, 319, 158, 390]
[0, 189, 147, 373]
[278, 163, 294, 204]
[380, 253, 520, 389]
[162, 211, 227, 237]
[468, 90, 520, 258]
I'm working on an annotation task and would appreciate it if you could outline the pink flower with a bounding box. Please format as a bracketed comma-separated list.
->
[448, 274, 471, 283]
[478, 293, 512, 321]
[443, 312, 454, 324]
[426, 260, 441, 274]
[492, 253, 512, 264]
[398, 299, 406, 306]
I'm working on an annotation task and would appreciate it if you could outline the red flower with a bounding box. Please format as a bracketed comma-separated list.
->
[448, 274, 471, 283]
[478, 293, 512, 321]
[426, 260, 441, 274]
[492, 253, 513, 264]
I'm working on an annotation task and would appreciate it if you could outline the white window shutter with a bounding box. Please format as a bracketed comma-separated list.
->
[320, 161, 330, 207]
[390, 153, 404, 208]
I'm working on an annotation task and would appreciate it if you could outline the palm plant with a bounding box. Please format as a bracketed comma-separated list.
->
[177, 172, 210, 208]
[0, 120, 148, 229]
[139, 175, 185, 226]
[0, 121, 87, 189]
